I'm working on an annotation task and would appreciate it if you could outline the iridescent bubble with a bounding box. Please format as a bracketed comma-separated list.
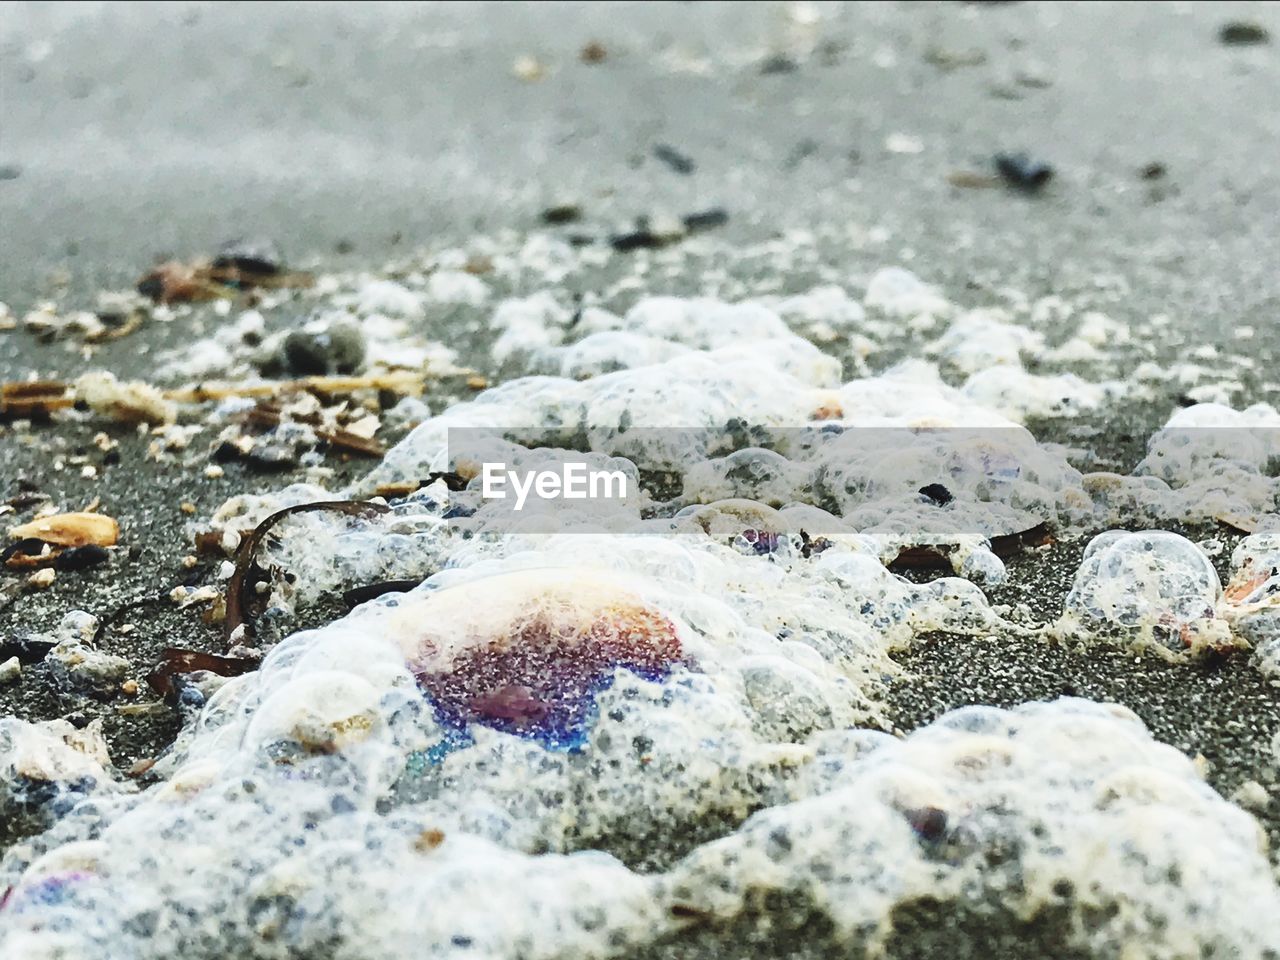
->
[389, 571, 685, 749]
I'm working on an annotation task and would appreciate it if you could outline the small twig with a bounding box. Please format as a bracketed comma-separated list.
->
[165, 372, 424, 404]
[342, 578, 423, 609]
[223, 500, 391, 646]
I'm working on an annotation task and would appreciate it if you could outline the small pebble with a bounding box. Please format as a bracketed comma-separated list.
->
[1219, 21, 1269, 46]
[0, 656, 20, 685]
[994, 152, 1054, 192]
[541, 203, 582, 225]
[121, 678, 139, 696]
[918, 483, 955, 506]
[27, 567, 56, 589]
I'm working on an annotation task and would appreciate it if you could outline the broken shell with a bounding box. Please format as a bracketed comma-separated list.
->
[10, 512, 119, 548]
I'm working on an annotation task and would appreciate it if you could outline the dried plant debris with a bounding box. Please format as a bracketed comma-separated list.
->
[137, 239, 312, 304]
[0, 381, 73, 420]
[222, 499, 390, 644]
[145, 648, 260, 700]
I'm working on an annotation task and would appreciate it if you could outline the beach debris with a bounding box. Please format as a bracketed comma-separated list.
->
[924, 45, 986, 70]
[994, 152, 1054, 192]
[946, 170, 1000, 189]
[683, 207, 729, 232]
[541, 202, 582, 224]
[2, 538, 54, 570]
[341, 578, 423, 609]
[21, 303, 145, 344]
[653, 143, 696, 175]
[164, 370, 424, 404]
[146, 647, 260, 700]
[281, 319, 367, 376]
[223, 500, 390, 644]
[9, 512, 118, 549]
[890, 522, 1051, 569]
[25, 568, 56, 590]
[0, 635, 56, 665]
[918, 483, 954, 506]
[211, 238, 284, 277]
[54, 545, 111, 572]
[759, 53, 798, 74]
[75, 371, 176, 425]
[579, 41, 607, 64]
[137, 242, 312, 304]
[212, 394, 387, 470]
[0, 380, 74, 420]
[609, 208, 728, 252]
[1219, 21, 1270, 46]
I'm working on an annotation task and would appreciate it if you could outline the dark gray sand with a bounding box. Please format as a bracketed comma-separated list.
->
[3, 0, 1280, 954]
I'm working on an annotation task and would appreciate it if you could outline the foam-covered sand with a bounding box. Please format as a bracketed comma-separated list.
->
[6, 231, 1280, 957]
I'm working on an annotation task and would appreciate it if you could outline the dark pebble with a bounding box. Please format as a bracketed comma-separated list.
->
[683, 208, 729, 232]
[541, 203, 583, 224]
[282, 330, 331, 376]
[1140, 161, 1167, 180]
[55, 544, 112, 572]
[994, 152, 1054, 192]
[282, 320, 366, 376]
[609, 229, 666, 252]
[0, 164, 21, 181]
[759, 53, 799, 74]
[918, 483, 955, 506]
[653, 143, 696, 175]
[1219, 21, 1269, 46]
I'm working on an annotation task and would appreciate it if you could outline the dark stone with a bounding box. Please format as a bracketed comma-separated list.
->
[760, 53, 799, 74]
[541, 203, 582, 224]
[653, 143, 696, 175]
[994, 153, 1054, 192]
[1219, 21, 1269, 46]
[918, 483, 954, 506]
[282, 320, 366, 376]
[683, 208, 729, 232]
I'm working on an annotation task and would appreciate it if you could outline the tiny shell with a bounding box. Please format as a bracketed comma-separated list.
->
[10, 512, 119, 547]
